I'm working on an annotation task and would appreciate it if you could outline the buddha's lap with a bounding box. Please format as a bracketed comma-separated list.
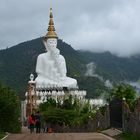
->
[35, 76, 77, 86]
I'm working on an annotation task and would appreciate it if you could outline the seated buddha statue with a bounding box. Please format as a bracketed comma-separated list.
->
[35, 8, 77, 89]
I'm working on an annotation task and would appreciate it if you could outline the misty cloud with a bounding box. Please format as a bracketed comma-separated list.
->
[129, 79, 140, 96]
[85, 62, 103, 81]
[85, 62, 113, 89]
[0, 0, 140, 57]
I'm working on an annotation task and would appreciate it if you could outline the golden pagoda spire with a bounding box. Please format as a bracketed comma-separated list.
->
[44, 8, 58, 40]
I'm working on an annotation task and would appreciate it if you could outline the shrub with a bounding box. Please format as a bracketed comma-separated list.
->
[0, 84, 21, 133]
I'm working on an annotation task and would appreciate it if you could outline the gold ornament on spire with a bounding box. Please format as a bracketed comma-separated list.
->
[44, 8, 58, 40]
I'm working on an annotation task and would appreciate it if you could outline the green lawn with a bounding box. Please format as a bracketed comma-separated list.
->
[0, 132, 5, 139]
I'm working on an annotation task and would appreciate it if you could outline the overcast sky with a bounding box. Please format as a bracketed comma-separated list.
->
[0, 0, 140, 57]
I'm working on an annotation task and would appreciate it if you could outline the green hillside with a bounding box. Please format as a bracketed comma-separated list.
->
[0, 38, 106, 98]
[0, 37, 140, 98]
[79, 51, 140, 82]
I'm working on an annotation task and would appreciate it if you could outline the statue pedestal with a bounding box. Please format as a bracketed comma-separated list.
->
[35, 87, 86, 105]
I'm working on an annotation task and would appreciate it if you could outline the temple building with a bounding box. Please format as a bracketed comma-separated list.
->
[25, 8, 86, 116]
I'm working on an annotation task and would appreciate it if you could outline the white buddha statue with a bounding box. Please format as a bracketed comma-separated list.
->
[35, 8, 77, 89]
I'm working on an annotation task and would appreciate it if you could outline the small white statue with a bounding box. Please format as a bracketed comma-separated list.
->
[35, 8, 77, 89]
[30, 73, 34, 81]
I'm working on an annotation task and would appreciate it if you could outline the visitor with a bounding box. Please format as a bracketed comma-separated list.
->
[28, 114, 35, 133]
[35, 111, 41, 133]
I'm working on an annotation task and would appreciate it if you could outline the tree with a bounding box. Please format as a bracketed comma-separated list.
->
[111, 83, 136, 110]
[62, 95, 74, 110]
[39, 96, 96, 127]
[0, 83, 21, 133]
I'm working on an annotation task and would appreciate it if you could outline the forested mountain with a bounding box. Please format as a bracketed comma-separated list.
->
[0, 37, 140, 98]
[78, 51, 140, 81]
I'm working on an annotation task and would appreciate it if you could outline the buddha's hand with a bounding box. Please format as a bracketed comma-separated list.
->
[52, 48, 60, 58]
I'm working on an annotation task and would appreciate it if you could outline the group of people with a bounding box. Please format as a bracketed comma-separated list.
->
[28, 111, 42, 133]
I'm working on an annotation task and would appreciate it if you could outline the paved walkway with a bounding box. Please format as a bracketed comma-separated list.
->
[4, 133, 116, 140]
[4, 127, 115, 140]
[102, 128, 122, 137]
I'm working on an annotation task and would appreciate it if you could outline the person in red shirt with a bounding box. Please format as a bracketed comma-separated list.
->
[28, 114, 35, 133]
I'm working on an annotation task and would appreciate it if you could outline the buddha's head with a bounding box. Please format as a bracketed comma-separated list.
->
[43, 8, 58, 52]
[43, 38, 57, 52]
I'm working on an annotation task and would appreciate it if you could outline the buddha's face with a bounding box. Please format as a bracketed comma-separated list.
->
[44, 38, 57, 52]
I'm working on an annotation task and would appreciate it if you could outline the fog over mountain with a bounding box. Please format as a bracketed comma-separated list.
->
[85, 62, 103, 81]
[0, 0, 140, 57]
